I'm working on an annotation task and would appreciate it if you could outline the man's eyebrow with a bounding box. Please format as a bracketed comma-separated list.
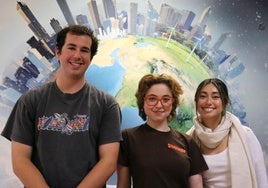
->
[66, 43, 76, 47]
[66, 43, 90, 51]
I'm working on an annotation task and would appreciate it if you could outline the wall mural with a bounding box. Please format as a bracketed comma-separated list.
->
[0, 0, 267, 187]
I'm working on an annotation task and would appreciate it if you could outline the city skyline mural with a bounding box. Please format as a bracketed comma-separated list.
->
[0, 0, 267, 187]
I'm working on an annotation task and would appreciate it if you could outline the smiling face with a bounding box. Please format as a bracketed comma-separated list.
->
[196, 83, 223, 125]
[144, 83, 174, 124]
[56, 33, 92, 80]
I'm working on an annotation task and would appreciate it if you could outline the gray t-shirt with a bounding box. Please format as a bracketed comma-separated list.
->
[1, 81, 122, 188]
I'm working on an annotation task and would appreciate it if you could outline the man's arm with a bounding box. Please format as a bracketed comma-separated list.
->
[11, 141, 49, 188]
[77, 142, 120, 188]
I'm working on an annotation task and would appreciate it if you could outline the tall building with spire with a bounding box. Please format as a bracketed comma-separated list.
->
[147, 0, 158, 20]
[17, 1, 50, 42]
[197, 6, 211, 27]
[56, 0, 76, 26]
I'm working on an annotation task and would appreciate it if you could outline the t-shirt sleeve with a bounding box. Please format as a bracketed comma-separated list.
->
[1, 101, 19, 141]
[98, 94, 122, 145]
[118, 129, 129, 166]
[1, 96, 35, 146]
[188, 138, 208, 176]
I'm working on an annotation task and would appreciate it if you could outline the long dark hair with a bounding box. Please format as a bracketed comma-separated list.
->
[195, 78, 231, 116]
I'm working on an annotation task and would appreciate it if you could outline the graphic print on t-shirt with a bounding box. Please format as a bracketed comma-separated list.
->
[37, 113, 89, 135]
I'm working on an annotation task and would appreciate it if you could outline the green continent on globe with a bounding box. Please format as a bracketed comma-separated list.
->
[92, 35, 213, 132]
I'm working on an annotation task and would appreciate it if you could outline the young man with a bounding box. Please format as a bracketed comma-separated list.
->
[1, 25, 122, 188]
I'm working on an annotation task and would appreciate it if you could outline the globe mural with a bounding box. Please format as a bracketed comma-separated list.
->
[87, 35, 214, 133]
[85, 35, 243, 185]
[1, 0, 267, 187]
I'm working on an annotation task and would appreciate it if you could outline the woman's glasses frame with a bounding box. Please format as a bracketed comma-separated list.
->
[144, 95, 174, 107]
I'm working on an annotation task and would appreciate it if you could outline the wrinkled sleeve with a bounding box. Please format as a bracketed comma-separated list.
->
[245, 127, 268, 188]
[98, 96, 122, 145]
[1, 96, 35, 146]
[188, 138, 208, 176]
[118, 129, 129, 166]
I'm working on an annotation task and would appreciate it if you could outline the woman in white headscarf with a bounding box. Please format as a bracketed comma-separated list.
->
[187, 78, 268, 188]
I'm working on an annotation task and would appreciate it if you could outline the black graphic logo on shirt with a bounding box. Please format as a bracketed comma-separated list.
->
[37, 113, 89, 135]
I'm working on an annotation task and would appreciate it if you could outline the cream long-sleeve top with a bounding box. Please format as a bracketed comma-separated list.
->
[245, 126, 268, 188]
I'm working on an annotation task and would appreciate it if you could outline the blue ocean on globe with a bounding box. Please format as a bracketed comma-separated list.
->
[85, 47, 144, 131]
[85, 48, 124, 96]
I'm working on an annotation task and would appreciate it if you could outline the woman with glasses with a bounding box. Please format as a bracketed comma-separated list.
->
[187, 78, 268, 188]
[117, 73, 208, 188]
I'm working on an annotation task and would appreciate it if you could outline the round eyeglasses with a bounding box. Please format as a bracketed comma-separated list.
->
[144, 95, 174, 106]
